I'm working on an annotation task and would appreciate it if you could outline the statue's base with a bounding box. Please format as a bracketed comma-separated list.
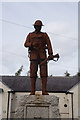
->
[11, 94, 60, 118]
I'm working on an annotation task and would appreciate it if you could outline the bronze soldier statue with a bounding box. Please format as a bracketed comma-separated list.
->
[24, 20, 56, 95]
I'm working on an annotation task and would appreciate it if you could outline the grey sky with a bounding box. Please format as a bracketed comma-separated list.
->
[0, 2, 78, 76]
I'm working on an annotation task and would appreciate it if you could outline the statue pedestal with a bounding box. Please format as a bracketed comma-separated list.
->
[13, 94, 60, 118]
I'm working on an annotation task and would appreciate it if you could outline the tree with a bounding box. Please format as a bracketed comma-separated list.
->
[64, 71, 70, 77]
[27, 70, 30, 76]
[76, 72, 80, 76]
[15, 65, 23, 76]
[49, 74, 53, 77]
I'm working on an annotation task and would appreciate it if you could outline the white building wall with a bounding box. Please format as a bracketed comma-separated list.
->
[10, 92, 72, 118]
[0, 81, 11, 119]
[70, 84, 78, 118]
[78, 83, 80, 118]
[0, 82, 79, 119]
[0, 92, 2, 120]
[0, 82, 2, 120]
[50, 93, 72, 118]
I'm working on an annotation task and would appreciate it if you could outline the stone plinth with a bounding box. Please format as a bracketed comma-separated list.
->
[12, 94, 60, 118]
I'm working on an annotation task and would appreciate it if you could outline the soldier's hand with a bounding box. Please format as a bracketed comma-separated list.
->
[32, 43, 38, 48]
[48, 54, 53, 60]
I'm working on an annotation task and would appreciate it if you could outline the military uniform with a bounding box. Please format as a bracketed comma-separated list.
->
[24, 31, 53, 77]
[24, 20, 53, 95]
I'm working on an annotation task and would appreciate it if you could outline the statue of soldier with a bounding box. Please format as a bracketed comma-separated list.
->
[24, 20, 53, 95]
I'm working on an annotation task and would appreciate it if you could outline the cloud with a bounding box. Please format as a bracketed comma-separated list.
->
[1, 0, 79, 2]
[42, 21, 78, 76]
[43, 21, 69, 34]
[2, 21, 78, 76]
[1, 2, 78, 76]
[2, 47, 30, 75]
[43, 21, 78, 54]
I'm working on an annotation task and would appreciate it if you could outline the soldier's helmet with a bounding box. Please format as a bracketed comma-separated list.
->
[33, 20, 44, 26]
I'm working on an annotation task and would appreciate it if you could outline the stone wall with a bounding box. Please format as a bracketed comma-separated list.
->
[11, 94, 60, 119]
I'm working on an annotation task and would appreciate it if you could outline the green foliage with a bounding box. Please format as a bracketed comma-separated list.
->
[76, 72, 80, 76]
[15, 65, 23, 76]
[64, 71, 70, 77]
[27, 70, 30, 76]
[49, 74, 53, 77]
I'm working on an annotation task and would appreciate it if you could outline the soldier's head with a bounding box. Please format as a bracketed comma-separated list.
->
[33, 20, 44, 32]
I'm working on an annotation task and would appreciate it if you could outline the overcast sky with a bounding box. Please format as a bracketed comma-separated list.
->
[0, 2, 78, 76]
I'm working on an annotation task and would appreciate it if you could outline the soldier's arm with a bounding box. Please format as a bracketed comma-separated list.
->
[44, 33, 53, 55]
[24, 33, 32, 48]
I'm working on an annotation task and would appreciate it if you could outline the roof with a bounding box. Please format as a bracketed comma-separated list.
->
[0, 76, 80, 92]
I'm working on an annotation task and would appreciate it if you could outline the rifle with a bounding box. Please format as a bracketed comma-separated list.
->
[40, 53, 60, 66]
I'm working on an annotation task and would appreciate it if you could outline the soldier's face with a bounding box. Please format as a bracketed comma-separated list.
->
[34, 25, 42, 32]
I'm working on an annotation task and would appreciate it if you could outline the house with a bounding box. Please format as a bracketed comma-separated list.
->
[0, 76, 11, 119]
[0, 76, 80, 119]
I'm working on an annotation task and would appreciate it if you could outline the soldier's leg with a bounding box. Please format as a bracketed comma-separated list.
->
[30, 60, 38, 95]
[40, 62, 49, 95]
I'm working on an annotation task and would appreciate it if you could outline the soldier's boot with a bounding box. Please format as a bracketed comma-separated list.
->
[30, 77, 36, 95]
[42, 77, 49, 95]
